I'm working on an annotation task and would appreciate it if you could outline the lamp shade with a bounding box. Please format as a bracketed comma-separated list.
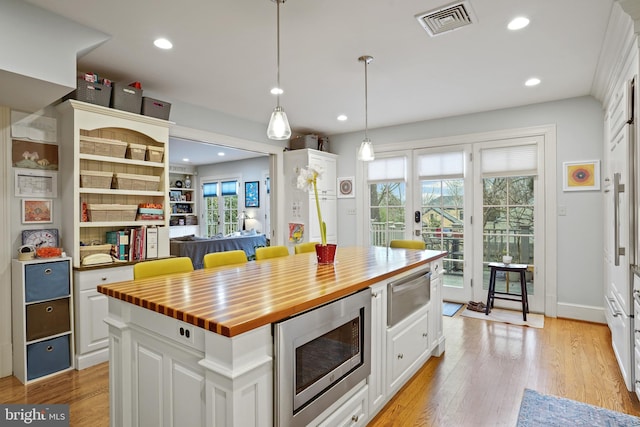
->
[357, 137, 375, 161]
[267, 106, 291, 140]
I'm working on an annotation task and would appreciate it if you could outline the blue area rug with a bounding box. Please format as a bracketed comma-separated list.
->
[517, 389, 640, 426]
[442, 301, 463, 317]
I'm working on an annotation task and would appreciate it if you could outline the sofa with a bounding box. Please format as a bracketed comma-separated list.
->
[169, 232, 267, 269]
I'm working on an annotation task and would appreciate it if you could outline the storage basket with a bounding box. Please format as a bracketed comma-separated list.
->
[79, 244, 112, 259]
[126, 143, 146, 161]
[80, 170, 113, 189]
[146, 146, 165, 163]
[66, 79, 112, 107]
[80, 136, 127, 158]
[88, 204, 138, 222]
[141, 97, 171, 120]
[113, 173, 160, 191]
[110, 82, 143, 113]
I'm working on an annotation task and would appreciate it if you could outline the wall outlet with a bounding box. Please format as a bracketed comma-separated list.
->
[176, 321, 195, 344]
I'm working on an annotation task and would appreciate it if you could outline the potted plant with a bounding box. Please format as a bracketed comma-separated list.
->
[297, 165, 337, 264]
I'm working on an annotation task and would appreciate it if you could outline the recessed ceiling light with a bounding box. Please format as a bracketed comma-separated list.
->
[271, 87, 283, 95]
[508, 17, 530, 31]
[154, 38, 173, 49]
[525, 77, 541, 87]
[218, 152, 225, 156]
[337, 115, 348, 121]
[182, 157, 190, 162]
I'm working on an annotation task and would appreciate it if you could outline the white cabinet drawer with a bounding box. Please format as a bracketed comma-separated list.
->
[316, 385, 368, 427]
[75, 265, 133, 291]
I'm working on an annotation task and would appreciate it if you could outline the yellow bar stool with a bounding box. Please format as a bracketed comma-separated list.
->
[389, 239, 425, 250]
[133, 257, 194, 279]
[255, 245, 290, 260]
[203, 250, 248, 268]
[294, 241, 320, 254]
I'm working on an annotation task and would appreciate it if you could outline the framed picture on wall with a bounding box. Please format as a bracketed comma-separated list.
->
[245, 181, 259, 207]
[337, 176, 355, 198]
[562, 160, 600, 191]
[22, 199, 53, 224]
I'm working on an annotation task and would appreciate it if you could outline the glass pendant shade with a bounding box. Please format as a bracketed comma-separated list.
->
[357, 137, 375, 161]
[267, 106, 291, 140]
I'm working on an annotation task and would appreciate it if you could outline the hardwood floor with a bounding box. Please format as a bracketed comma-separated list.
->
[1, 314, 639, 426]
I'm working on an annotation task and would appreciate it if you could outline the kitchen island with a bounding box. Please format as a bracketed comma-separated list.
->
[98, 246, 446, 426]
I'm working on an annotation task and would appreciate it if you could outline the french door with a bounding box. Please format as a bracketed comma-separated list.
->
[366, 136, 545, 312]
[201, 178, 239, 237]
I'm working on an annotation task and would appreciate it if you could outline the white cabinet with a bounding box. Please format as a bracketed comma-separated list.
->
[368, 282, 387, 415]
[284, 149, 337, 245]
[130, 328, 206, 426]
[11, 257, 74, 384]
[57, 99, 171, 268]
[386, 306, 429, 395]
[73, 265, 133, 369]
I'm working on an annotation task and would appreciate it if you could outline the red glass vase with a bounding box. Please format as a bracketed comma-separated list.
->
[315, 244, 337, 264]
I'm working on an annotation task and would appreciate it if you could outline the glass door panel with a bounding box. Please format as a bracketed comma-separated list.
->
[421, 179, 465, 289]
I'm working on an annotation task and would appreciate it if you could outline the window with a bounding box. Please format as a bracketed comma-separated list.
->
[367, 157, 407, 247]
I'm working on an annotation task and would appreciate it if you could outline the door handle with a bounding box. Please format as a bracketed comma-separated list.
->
[614, 173, 626, 266]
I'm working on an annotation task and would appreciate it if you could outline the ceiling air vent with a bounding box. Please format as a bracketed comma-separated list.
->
[415, 1, 476, 37]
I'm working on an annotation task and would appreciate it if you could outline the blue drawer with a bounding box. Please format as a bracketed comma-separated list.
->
[25, 260, 70, 302]
[26, 335, 70, 381]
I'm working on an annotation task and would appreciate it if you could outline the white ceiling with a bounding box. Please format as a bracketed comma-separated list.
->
[25, 0, 614, 163]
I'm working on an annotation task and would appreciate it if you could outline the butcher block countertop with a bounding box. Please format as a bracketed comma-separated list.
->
[97, 246, 446, 337]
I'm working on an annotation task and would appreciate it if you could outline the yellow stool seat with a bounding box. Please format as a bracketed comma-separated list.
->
[203, 250, 248, 268]
[255, 245, 289, 260]
[294, 241, 320, 254]
[133, 257, 194, 279]
[389, 239, 426, 250]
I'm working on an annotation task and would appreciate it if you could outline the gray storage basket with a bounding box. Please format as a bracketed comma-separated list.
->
[67, 79, 112, 107]
[141, 97, 171, 120]
[110, 82, 143, 113]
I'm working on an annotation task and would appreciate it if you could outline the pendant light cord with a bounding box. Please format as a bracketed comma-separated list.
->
[276, 0, 281, 106]
[364, 58, 369, 140]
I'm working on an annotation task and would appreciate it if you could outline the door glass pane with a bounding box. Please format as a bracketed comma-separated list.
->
[369, 182, 406, 246]
[482, 176, 534, 295]
[205, 196, 219, 237]
[223, 195, 238, 235]
[421, 179, 464, 288]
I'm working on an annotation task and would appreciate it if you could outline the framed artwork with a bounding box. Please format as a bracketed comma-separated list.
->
[12, 139, 59, 170]
[22, 199, 53, 224]
[337, 176, 355, 198]
[169, 190, 182, 201]
[563, 160, 600, 192]
[245, 181, 260, 207]
[15, 168, 58, 198]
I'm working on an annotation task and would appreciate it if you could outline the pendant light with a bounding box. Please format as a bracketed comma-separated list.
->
[357, 55, 375, 161]
[267, 0, 292, 140]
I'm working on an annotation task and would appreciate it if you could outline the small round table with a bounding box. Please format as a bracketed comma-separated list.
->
[485, 262, 529, 321]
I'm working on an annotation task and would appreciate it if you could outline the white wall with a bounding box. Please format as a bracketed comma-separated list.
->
[330, 95, 604, 311]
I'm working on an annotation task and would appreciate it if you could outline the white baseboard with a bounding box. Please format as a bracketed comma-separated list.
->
[75, 348, 109, 370]
[556, 302, 606, 324]
[0, 341, 12, 378]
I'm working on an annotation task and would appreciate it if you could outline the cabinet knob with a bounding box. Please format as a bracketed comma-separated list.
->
[101, 277, 108, 281]
[422, 332, 428, 338]
[44, 268, 52, 275]
[351, 414, 360, 423]
[397, 353, 404, 359]
[46, 346, 54, 352]
[46, 306, 53, 313]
